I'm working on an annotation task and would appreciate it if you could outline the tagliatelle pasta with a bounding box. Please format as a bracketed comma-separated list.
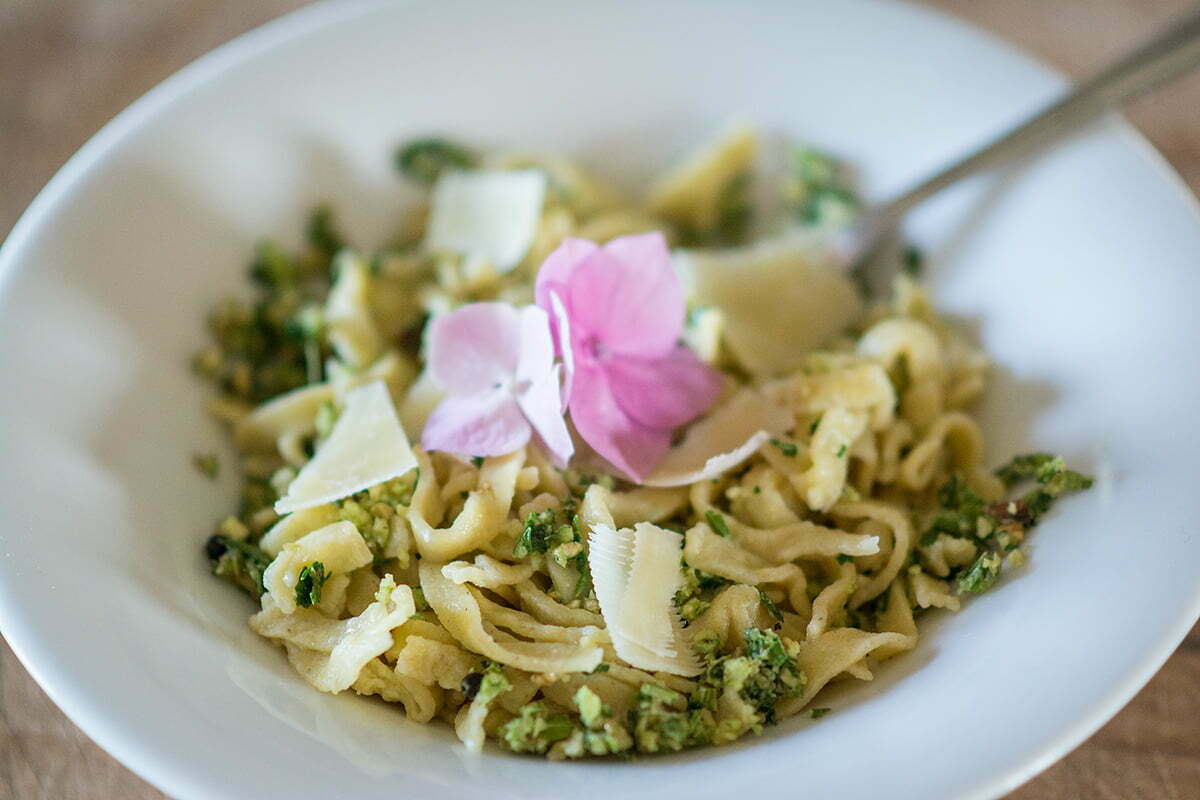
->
[196, 130, 1093, 759]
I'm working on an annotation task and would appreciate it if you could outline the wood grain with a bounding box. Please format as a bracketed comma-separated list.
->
[1, 1, 1197, 797]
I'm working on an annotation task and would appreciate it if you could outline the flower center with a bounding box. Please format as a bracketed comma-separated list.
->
[586, 336, 610, 362]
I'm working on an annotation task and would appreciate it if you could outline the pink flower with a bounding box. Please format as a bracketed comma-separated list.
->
[536, 232, 723, 480]
[422, 302, 573, 465]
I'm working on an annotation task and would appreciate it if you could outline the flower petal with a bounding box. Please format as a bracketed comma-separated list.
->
[547, 290, 574, 408]
[514, 305, 555, 383]
[534, 237, 599, 310]
[426, 302, 521, 395]
[421, 388, 531, 456]
[604, 345, 724, 430]
[568, 362, 671, 481]
[516, 365, 575, 467]
[567, 232, 684, 357]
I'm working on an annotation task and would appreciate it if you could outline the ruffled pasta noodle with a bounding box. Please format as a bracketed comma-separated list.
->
[198, 133, 1091, 761]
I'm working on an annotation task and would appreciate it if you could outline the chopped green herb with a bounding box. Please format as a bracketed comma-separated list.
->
[902, 246, 923, 277]
[809, 417, 821, 435]
[513, 509, 575, 558]
[757, 589, 783, 622]
[955, 552, 1003, 595]
[753, 485, 762, 494]
[704, 509, 732, 538]
[205, 535, 270, 597]
[769, 438, 798, 457]
[471, 456, 484, 468]
[835, 554, 853, 564]
[394, 137, 478, 184]
[295, 561, 330, 608]
[249, 240, 298, 290]
[836, 444, 847, 458]
[306, 204, 345, 260]
[810, 707, 831, 719]
[192, 452, 219, 480]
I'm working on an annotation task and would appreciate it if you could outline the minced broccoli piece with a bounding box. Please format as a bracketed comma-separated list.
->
[673, 567, 731, 623]
[394, 137, 478, 184]
[336, 492, 406, 561]
[295, 561, 330, 608]
[249, 240, 299, 290]
[552, 687, 634, 758]
[511, 507, 591, 600]
[501, 703, 575, 754]
[785, 146, 859, 226]
[995, 453, 1060, 487]
[926, 454, 1093, 595]
[921, 473, 987, 545]
[205, 535, 271, 597]
[698, 628, 804, 728]
[513, 509, 575, 558]
[628, 683, 712, 753]
[461, 661, 511, 704]
[677, 596, 711, 622]
[956, 551, 1003, 595]
[306, 204, 345, 263]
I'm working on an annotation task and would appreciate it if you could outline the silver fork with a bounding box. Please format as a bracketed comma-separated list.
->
[849, 4, 1200, 291]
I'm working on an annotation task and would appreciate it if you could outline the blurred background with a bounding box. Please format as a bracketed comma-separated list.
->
[1, 1, 1197, 797]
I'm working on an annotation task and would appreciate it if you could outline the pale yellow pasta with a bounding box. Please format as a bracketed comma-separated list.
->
[324, 252, 384, 369]
[251, 586, 414, 693]
[419, 561, 603, 674]
[262, 521, 372, 614]
[409, 450, 524, 561]
[204, 137, 1080, 761]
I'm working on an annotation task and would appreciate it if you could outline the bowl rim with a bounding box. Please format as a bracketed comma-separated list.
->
[1, 2, 1198, 798]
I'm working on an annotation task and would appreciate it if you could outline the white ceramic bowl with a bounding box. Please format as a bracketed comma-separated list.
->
[2, 1, 1199, 798]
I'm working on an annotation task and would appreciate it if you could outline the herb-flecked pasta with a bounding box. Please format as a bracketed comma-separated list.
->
[196, 129, 1092, 758]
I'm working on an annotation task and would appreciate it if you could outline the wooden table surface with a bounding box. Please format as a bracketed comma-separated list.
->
[2, 1, 1198, 797]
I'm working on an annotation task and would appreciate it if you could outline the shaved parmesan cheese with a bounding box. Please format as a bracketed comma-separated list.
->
[275, 380, 417, 514]
[588, 522, 700, 676]
[675, 237, 863, 377]
[645, 388, 793, 487]
[424, 169, 546, 272]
